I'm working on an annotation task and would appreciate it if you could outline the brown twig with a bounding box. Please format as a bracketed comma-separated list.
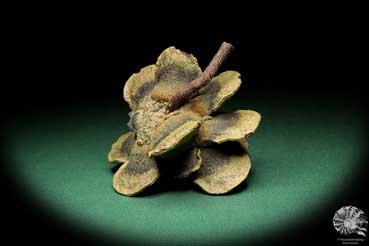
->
[166, 42, 234, 112]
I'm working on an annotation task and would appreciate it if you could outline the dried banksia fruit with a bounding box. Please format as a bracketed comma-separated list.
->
[108, 42, 261, 196]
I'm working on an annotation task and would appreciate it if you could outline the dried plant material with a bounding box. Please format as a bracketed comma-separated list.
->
[191, 71, 241, 116]
[173, 148, 202, 179]
[193, 142, 251, 194]
[108, 42, 261, 196]
[128, 97, 168, 145]
[167, 42, 234, 112]
[123, 65, 157, 110]
[149, 111, 201, 157]
[108, 131, 136, 163]
[151, 47, 202, 102]
[160, 148, 202, 179]
[113, 143, 159, 196]
[199, 110, 261, 144]
[239, 140, 250, 156]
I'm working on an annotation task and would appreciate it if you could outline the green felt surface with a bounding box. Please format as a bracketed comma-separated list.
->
[5, 90, 367, 244]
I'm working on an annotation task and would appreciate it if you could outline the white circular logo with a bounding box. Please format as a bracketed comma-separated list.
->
[333, 206, 368, 237]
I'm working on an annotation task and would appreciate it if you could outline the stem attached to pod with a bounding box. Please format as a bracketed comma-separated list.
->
[166, 42, 234, 112]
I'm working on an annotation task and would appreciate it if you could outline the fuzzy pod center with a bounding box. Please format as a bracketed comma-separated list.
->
[128, 97, 168, 145]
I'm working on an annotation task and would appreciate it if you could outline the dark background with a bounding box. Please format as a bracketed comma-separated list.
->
[2, 4, 368, 245]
